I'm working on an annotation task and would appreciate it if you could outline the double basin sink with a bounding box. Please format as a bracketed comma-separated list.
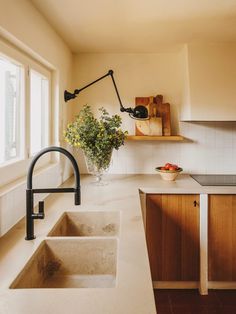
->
[10, 211, 120, 289]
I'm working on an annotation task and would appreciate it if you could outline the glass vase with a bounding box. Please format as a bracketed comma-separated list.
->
[84, 151, 112, 186]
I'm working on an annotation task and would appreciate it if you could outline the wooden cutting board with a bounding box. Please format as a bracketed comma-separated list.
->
[135, 95, 171, 136]
[155, 95, 171, 136]
[135, 97, 151, 136]
[135, 96, 150, 108]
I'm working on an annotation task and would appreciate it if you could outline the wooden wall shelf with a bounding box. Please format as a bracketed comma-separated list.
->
[126, 135, 184, 141]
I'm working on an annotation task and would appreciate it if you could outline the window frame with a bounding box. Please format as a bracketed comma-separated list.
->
[28, 64, 51, 158]
[0, 39, 53, 187]
[0, 49, 25, 167]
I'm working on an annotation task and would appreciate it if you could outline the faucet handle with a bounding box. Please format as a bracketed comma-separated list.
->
[38, 201, 45, 219]
[74, 188, 81, 205]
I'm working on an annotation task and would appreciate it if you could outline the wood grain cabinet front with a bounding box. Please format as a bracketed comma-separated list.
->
[208, 195, 236, 282]
[146, 194, 200, 282]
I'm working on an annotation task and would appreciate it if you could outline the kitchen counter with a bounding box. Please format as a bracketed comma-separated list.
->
[1, 174, 236, 314]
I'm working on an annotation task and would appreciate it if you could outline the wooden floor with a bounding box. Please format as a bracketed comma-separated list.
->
[154, 289, 236, 314]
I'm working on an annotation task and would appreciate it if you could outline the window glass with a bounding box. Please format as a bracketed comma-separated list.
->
[30, 70, 49, 156]
[0, 56, 23, 165]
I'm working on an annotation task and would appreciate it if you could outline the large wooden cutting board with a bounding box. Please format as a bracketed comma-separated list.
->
[135, 96, 162, 136]
[135, 95, 171, 136]
[135, 96, 150, 108]
[155, 95, 171, 136]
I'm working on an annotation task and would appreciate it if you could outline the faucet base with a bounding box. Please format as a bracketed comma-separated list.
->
[25, 236, 36, 240]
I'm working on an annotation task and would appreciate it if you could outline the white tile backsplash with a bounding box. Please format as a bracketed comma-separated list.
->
[120, 121, 236, 174]
[76, 121, 236, 175]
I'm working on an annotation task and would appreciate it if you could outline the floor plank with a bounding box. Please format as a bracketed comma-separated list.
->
[154, 289, 236, 314]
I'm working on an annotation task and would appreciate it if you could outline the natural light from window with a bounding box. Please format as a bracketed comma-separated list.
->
[30, 70, 49, 156]
[0, 56, 23, 165]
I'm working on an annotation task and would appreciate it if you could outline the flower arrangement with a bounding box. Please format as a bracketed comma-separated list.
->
[64, 105, 128, 171]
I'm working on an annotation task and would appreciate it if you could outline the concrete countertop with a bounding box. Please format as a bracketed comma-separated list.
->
[140, 174, 236, 194]
[1, 174, 236, 314]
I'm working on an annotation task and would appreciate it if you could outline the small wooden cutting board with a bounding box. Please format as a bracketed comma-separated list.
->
[135, 97, 151, 136]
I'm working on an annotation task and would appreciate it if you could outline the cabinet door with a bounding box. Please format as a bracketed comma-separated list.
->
[146, 194, 200, 281]
[208, 195, 236, 281]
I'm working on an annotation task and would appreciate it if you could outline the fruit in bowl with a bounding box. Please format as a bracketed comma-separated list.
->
[155, 163, 183, 181]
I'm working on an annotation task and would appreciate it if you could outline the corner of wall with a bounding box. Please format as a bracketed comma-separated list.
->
[180, 44, 191, 120]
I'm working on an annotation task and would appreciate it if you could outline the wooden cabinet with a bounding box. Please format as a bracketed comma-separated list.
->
[145, 193, 236, 294]
[208, 195, 236, 281]
[146, 194, 200, 282]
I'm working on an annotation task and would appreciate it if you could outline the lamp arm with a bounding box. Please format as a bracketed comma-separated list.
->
[64, 69, 134, 114]
[108, 70, 133, 114]
[74, 71, 111, 95]
[64, 69, 149, 119]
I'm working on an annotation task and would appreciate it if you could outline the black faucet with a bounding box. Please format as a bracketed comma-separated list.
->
[25, 146, 81, 240]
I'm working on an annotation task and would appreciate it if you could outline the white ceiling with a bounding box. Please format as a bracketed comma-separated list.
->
[31, 0, 236, 53]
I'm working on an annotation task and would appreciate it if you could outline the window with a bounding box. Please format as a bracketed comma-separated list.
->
[0, 56, 24, 165]
[30, 70, 49, 156]
[0, 40, 52, 186]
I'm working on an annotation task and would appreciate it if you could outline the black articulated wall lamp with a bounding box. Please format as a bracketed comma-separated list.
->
[64, 70, 149, 120]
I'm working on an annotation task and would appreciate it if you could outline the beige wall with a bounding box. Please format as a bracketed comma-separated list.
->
[2, 1, 234, 177]
[71, 52, 236, 174]
[72, 52, 183, 133]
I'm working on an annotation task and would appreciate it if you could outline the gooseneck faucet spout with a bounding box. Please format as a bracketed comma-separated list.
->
[25, 146, 81, 240]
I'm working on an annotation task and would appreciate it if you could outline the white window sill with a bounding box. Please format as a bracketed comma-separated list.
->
[0, 162, 59, 197]
[0, 156, 24, 169]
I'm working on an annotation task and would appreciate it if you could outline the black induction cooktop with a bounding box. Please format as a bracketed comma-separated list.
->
[191, 175, 236, 186]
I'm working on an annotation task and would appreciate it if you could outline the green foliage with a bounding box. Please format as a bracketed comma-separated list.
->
[64, 105, 128, 170]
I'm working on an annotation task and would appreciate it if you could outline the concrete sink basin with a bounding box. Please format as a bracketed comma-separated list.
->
[10, 238, 117, 289]
[47, 211, 120, 237]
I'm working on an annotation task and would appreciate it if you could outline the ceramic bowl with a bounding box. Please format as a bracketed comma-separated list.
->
[155, 167, 183, 181]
